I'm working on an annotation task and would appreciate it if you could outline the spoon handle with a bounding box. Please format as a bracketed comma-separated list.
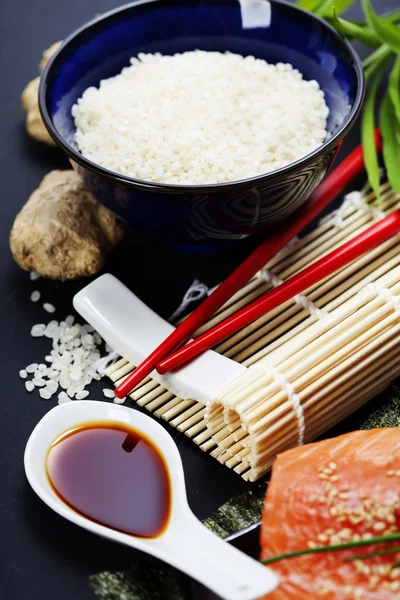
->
[163, 513, 278, 600]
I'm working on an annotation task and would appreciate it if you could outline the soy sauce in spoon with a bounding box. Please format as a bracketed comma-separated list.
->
[46, 421, 171, 538]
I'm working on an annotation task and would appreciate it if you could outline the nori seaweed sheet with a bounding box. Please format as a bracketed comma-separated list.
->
[89, 382, 400, 600]
[89, 486, 266, 600]
[89, 558, 187, 600]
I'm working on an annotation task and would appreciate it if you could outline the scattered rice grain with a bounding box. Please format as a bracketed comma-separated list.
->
[43, 303, 56, 314]
[113, 396, 126, 405]
[32, 378, 46, 387]
[31, 324, 46, 337]
[67, 386, 76, 398]
[58, 391, 71, 404]
[39, 388, 52, 400]
[30, 290, 41, 302]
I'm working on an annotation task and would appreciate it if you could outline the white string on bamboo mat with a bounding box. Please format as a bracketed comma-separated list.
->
[257, 268, 327, 320]
[251, 363, 305, 445]
[361, 282, 400, 313]
[206, 283, 220, 296]
[274, 235, 299, 257]
[168, 278, 210, 323]
[95, 351, 120, 376]
[332, 190, 385, 229]
[168, 237, 300, 323]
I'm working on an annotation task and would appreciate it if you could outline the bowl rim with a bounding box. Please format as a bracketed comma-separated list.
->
[39, 0, 365, 195]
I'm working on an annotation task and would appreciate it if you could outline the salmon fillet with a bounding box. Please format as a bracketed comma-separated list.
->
[260, 429, 400, 599]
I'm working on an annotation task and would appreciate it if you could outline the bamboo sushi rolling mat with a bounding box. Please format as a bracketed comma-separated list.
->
[106, 181, 400, 482]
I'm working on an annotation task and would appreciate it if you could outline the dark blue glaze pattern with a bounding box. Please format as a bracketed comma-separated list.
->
[40, 0, 364, 250]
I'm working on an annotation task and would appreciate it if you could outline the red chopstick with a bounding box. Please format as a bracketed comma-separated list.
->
[115, 131, 382, 399]
[157, 209, 400, 373]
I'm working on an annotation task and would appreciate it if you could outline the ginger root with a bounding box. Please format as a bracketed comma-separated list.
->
[39, 41, 62, 73]
[21, 77, 55, 145]
[21, 41, 62, 145]
[10, 171, 124, 280]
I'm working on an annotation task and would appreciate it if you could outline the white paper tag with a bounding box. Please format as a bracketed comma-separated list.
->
[238, 0, 271, 29]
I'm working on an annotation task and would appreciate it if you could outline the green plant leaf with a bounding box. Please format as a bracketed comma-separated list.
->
[361, 67, 387, 201]
[331, 8, 380, 47]
[388, 57, 400, 147]
[362, 0, 400, 54]
[362, 44, 392, 71]
[380, 85, 400, 193]
[315, 0, 334, 16]
[384, 9, 400, 25]
[343, 11, 400, 30]
[296, 0, 323, 10]
[331, 0, 357, 15]
[389, 56, 400, 123]
[316, 0, 356, 17]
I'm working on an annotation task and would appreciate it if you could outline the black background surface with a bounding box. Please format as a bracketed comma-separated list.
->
[0, 1, 396, 599]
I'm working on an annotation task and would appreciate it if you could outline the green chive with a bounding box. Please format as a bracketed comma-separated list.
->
[261, 533, 400, 565]
[380, 84, 400, 193]
[345, 545, 400, 562]
[362, 0, 400, 54]
[331, 8, 380, 47]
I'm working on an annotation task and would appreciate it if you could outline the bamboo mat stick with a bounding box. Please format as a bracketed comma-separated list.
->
[105, 358, 128, 378]
[145, 391, 175, 412]
[177, 410, 207, 434]
[185, 419, 208, 438]
[170, 403, 200, 427]
[154, 397, 187, 419]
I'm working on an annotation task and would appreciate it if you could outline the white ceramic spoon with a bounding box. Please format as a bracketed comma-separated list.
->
[24, 401, 279, 600]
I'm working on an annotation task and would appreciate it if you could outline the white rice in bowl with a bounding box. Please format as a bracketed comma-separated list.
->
[72, 50, 329, 185]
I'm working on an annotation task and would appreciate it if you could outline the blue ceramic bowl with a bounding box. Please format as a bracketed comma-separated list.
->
[40, 0, 364, 250]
